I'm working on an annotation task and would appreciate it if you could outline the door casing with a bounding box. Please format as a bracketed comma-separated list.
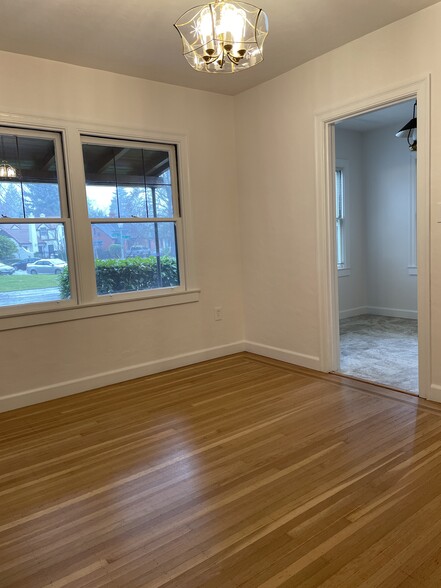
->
[314, 76, 431, 398]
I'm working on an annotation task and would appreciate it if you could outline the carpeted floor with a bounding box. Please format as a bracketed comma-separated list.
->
[339, 314, 418, 394]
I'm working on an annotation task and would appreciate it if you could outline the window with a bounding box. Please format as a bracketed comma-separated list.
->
[81, 136, 181, 296]
[335, 168, 345, 269]
[0, 127, 72, 308]
[409, 155, 417, 276]
[0, 125, 192, 324]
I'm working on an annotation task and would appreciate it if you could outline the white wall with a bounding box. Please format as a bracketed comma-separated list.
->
[336, 125, 417, 319]
[0, 52, 245, 411]
[335, 129, 368, 317]
[364, 124, 418, 317]
[2, 2, 441, 410]
[235, 2, 441, 393]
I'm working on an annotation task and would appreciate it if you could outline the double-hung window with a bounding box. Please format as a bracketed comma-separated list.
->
[81, 137, 182, 297]
[0, 127, 73, 309]
[0, 127, 187, 321]
[335, 167, 346, 270]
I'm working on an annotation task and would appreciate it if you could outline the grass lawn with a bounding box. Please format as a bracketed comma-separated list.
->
[0, 274, 59, 292]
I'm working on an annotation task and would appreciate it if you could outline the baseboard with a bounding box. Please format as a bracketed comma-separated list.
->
[428, 384, 441, 403]
[366, 306, 418, 320]
[0, 341, 246, 413]
[244, 341, 321, 371]
[339, 306, 368, 319]
[339, 306, 418, 320]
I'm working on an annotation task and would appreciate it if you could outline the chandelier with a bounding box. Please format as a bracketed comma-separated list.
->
[0, 135, 17, 179]
[0, 161, 17, 178]
[174, 1, 268, 73]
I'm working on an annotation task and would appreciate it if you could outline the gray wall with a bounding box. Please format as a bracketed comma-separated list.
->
[336, 124, 417, 318]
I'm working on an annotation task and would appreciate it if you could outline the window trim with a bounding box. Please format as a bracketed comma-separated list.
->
[79, 134, 186, 301]
[0, 113, 198, 330]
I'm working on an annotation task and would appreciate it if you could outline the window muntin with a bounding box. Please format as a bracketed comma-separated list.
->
[81, 137, 182, 297]
[0, 128, 72, 310]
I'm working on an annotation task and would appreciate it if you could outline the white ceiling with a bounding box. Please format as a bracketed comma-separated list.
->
[337, 100, 416, 133]
[0, 0, 438, 96]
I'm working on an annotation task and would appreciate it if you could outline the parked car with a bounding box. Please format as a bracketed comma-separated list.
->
[0, 262, 15, 275]
[11, 257, 40, 271]
[26, 259, 67, 275]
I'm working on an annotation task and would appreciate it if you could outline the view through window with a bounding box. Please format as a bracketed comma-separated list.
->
[82, 137, 180, 296]
[0, 129, 71, 308]
[0, 129, 184, 314]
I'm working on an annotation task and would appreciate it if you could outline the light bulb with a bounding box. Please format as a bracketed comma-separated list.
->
[216, 3, 246, 48]
[197, 6, 214, 47]
[0, 162, 16, 178]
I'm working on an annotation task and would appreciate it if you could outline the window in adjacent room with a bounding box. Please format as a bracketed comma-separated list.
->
[335, 166, 349, 273]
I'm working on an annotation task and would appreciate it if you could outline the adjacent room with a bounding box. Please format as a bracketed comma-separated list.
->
[335, 101, 419, 394]
[1, 1, 441, 586]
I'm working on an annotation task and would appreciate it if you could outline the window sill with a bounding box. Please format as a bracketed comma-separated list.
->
[0, 289, 200, 332]
[338, 267, 351, 277]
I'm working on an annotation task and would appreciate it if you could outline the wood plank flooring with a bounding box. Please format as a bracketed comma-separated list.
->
[1, 352, 441, 587]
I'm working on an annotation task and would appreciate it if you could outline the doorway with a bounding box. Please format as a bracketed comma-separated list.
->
[334, 101, 418, 394]
[315, 78, 431, 399]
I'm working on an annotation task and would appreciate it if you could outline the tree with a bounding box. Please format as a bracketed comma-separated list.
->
[0, 235, 18, 259]
[0, 181, 62, 219]
[109, 187, 148, 218]
[23, 183, 60, 217]
[0, 183, 24, 217]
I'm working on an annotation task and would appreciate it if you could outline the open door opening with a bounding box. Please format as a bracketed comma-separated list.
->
[315, 79, 430, 399]
[333, 100, 418, 394]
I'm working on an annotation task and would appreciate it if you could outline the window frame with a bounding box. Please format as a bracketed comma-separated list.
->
[0, 125, 79, 316]
[408, 153, 418, 276]
[335, 160, 351, 276]
[0, 116, 199, 331]
[79, 134, 186, 301]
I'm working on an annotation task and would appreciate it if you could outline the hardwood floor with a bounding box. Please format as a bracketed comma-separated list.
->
[1, 353, 441, 587]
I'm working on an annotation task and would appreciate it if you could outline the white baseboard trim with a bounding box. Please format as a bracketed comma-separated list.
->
[428, 384, 441, 403]
[339, 306, 418, 320]
[366, 306, 418, 320]
[244, 341, 321, 371]
[339, 306, 368, 319]
[1, 341, 246, 413]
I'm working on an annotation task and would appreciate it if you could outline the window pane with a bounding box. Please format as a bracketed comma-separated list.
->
[91, 222, 179, 295]
[147, 185, 174, 218]
[335, 169, 343, 219]
[0, 223, 70, 307]
[0, 133, 61, 218]
[336, 220, 343, 266]
[82, 143, 173, 218]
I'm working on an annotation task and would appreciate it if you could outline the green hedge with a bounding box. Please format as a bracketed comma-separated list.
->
[59, 256, 178, 298]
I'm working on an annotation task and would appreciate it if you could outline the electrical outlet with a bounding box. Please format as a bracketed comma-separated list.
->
[214, 306, 223, 321]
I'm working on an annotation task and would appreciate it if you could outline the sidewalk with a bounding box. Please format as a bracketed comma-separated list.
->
[0, 288, 61, 307]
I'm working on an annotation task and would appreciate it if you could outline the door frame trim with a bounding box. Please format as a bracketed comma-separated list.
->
[314, 76, 431, 398]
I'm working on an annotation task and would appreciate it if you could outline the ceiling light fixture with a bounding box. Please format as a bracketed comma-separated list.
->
[0, 161, 17, 179]
[0, 135, 17, 179]
[174, 0, 268, 73]
[396, 101, 417, 152]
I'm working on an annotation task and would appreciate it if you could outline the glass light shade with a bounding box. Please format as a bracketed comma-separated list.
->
[174, 1, 268, 73]
[0, 161, 17, 178]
